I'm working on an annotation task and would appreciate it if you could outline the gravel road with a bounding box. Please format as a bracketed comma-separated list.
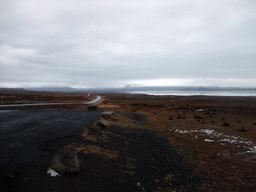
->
[0, 110, 100, 180]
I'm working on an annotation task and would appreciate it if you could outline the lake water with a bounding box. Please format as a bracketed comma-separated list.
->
[123, 90, 256, 96]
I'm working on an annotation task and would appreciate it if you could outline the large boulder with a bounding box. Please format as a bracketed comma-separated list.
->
[100, 111, 115, 120]
[50, 146, 79, 174]
[97, 117, 108, 128]
[83, 126, 105, 141]
[88, 105, 98, 110]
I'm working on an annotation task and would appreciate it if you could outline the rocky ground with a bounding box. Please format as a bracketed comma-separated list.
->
[1, 90, 256, 191]
[98, 94, 256, 191]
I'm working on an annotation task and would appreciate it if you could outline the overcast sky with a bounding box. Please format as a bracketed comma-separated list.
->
[1, 0, 256, 88]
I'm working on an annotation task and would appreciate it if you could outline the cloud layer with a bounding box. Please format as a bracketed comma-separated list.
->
[1, 0, 256, 88]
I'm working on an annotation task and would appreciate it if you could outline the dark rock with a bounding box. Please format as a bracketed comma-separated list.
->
[177, 114, 185, 119]
[210, 121, 216, 124]
[50, 146, 79, 174]
[222, 122, 230, 127]
[97, 117, 108, 128]
[194, 115, 203, 119]
[101, 111, 115, 120]
[168, 115, 173, 120]
[202, 120, 207, 124]
[85, 126, 105, 141]
[236, 127, 249, 132]
[222, 117, 226, 121]
[89, 127, 99, 133]
[206, 111, 215, 115]
[83, 127, 105, 141]
[88, 105, 98, 110]
[177, 114, 182, 119]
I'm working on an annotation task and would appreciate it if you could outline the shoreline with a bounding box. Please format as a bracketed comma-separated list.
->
[119, 91, 256, 97]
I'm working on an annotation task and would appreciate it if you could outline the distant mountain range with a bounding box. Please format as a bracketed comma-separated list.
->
[1, 86, 254, 94]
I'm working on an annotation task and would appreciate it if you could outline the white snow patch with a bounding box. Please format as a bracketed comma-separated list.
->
[47, 169, 60, 177]
[205, 139, 214, 142]
[217, 150, 230, 157]
[171, 127, 254, 149]
[247, 146, 256, 153]
[171, 127, 256, 162]
[175, 129, 190, 134]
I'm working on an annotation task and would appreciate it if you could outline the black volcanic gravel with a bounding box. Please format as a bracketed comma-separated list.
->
[0, 111, 203, 192]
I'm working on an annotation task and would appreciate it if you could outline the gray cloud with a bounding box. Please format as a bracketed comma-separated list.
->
[1, 0, 256, 88]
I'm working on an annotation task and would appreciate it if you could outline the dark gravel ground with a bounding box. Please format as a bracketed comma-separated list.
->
[0, 111, 203, 192]
[0, 110, 100, 191]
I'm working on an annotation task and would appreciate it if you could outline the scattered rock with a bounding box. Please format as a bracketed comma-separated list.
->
[177, 114, 185, 119]
[84, 126, 105, 141]
[236, 127, 249, 132]
[210, 121, 216, 124]
[202, 120, 207, 124]
[206, 111, 215, 116]
[168, 115, 173, 120]
[194, 115, 203, 119]
[222, 122, 230, 127]
[50, 146, 79, 175]
[89, 126, 100, 133]
[88, 105, 98, 110]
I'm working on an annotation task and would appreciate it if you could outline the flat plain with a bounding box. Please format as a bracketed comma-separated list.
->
[1, 89, 256, 191]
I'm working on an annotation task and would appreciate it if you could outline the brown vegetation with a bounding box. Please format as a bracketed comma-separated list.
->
[1, 90, 256, 191]
[98, 94, 256, 191]
[0, 89, 91, 105]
